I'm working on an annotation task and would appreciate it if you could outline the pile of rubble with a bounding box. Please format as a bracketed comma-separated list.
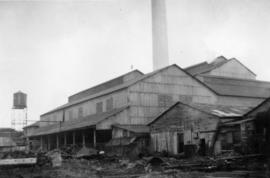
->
[0, 147, 268, 178]
[34, 147, 269, 173]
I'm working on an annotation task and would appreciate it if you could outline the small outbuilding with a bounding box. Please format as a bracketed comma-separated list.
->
[148, 101, 251, 156]
[218, 97, 270, 155]
[106, 124, 150, 159]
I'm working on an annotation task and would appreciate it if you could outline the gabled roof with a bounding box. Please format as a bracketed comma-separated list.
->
[185, 56, 228, 76]
[113, 124, 149, 134]
[244, 97, 270, 117]
[30, 106, 128, 137]
[198, 75, 270, 98]
[148, 101, 252, 125]
[41, 64, 218, 116]
[185, 56, 256, 76]
[147, 102, 181, 125]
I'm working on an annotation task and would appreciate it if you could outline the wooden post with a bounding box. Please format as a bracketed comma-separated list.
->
[48, 135, 51, 150]
[56, 135, 59, 149]
[82, 132, 85, 147]
[93, 129, 96, 148]
[40, 136, 43, 151]
[73, 132, 76, 146]
[64, 133, 67, 146]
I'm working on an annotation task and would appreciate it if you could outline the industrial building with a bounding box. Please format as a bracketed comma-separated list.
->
[23, 0, 270, 156]
[25, 56, 270, 157]
[0, 128, 25, 152]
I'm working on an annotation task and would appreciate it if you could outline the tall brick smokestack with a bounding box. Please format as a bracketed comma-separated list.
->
[151, 0, 169, 70]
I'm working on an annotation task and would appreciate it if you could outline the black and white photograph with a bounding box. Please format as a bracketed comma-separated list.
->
[0, 0, 269, 177]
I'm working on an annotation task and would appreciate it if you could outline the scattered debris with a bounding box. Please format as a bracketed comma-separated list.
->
[46, 150, 62, 167]
[0, 147, 267, 177]
[75, 146, 98, 159]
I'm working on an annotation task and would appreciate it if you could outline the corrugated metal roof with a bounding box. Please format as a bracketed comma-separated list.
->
[222, 118, 254, 126]
[40, 80, 135, 116]
[113, 124, 149, 133]
[68, 70, 144, 103]
[185, 56, 256, 76]
[244, 97, 270, 116]
[185, 56, 229, 76]
[30, 107, 128, 137]
[23, 121, 40, 129]
[148, 101, 253, 125]
[190, 103, 253, 117]
[199, 75, 270, 98]
[42, 64, 216, 116]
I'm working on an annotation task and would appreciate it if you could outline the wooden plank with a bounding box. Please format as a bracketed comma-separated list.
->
[0, 158, 37, 166]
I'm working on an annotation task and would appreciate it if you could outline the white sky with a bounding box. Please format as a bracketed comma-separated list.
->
[0, 0, 270, 128]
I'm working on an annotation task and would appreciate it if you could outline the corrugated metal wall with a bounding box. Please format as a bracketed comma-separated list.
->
[128, 65, 218, 124]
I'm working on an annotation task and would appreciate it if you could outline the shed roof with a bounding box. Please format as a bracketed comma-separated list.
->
[185, 56, 256, 76]
[191, 103, 253, 117]
[30, 106, 128, 137]
[113, 124, 149, 134]
[244, 97, 270, 117]
[222, 118, 254, 126]
[185, 56, 228, 76]
[148, 101, 253, 125]
[198, 75, 270, 98]
[23, 121, 40, 129]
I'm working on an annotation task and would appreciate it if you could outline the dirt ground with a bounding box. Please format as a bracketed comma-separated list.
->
[0, 159, 268, 178]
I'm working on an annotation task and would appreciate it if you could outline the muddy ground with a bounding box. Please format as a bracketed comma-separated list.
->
[0, 158, 268, 178]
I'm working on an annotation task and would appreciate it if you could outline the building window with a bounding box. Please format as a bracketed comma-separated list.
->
[68, 110, 73, 120]
[106, 98, 113, 111]
[158, 94, 173, 107]
[78, 107, 83, 118]
[96, 102, 103, 113]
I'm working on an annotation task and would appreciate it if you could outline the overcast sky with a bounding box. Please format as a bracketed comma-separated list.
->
[1, 0, 270, 129]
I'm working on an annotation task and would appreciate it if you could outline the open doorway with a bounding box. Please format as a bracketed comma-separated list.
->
[177, 133, 184, 153]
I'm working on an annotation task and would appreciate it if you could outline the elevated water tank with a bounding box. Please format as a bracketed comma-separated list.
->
[13, 91, 27, 109]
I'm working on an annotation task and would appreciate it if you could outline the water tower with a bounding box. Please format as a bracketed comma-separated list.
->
[11, 91, 27, 131]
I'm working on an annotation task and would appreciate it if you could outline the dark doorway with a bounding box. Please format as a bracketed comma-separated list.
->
[177, 133, 184, 153]
[198, 138, 206, 156]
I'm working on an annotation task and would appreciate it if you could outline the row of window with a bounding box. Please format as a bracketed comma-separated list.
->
[67, 97, 114, 120]
[46, 94, 193, 124]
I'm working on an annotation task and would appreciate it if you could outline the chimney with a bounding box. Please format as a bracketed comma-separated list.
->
[151, 0, 169, 70]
